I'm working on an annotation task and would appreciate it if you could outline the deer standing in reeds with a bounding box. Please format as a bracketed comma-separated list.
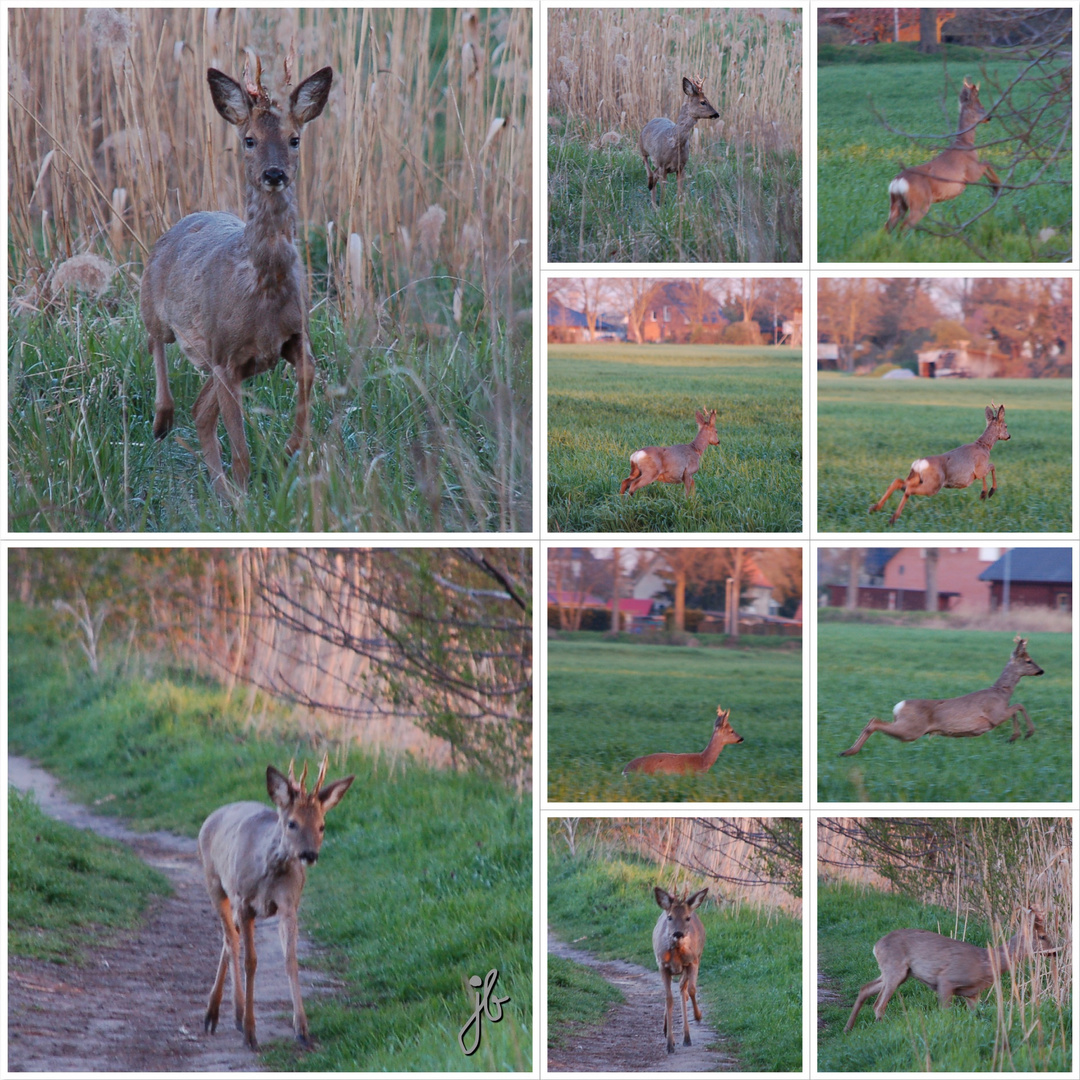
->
[840, 636, 1044, 757]
[640, 76, 719, 206]
[620, 408, 718, 497]
[653, 887, 708, 1054]
[844, 906, 1058, 1033]
[869, 403, 1009, 525]
[198, 754, 354, 1049]
[885, 77, 1001, 232]
[140, 55, 332, 498]
[623, 706, 743, 775]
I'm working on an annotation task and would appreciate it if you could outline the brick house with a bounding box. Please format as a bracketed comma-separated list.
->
[978, 548, 1072, 612]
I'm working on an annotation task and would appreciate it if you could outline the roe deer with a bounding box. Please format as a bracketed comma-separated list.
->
[885, 77, 1001, 232]
[620, 408, 718, 496]
[653, 887, 708, 1054]
[640, 76, 719, 206]
[623, 705, 743, 775]
[844, 906, 1058, 1033]
[141, 56, 333, 498]
[869, 402, 1009, 525]
[198, 754, 354, 1049]
[840, 635, 1044, 757]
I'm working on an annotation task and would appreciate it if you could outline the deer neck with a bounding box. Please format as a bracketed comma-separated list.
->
[951, 110, 980, 150]
[675, 106, 700, 146]
[698, 727, 724, 769]
[690, 427, 712, 456]
[991, 663, 1022, 697]
[976, 423, 1000, 451]
[244, 186, 300, 290]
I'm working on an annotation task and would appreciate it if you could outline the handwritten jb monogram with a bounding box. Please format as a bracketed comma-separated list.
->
[459, 968, 510, 1055]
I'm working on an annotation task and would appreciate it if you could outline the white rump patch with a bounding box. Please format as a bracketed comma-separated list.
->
[889, 177, 909, 197]
[630, 450, 647, 466]
[893, 700, 906, 717]
[911, 459, 929, 475]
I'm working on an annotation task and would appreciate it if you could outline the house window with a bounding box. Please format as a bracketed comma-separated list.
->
[663, 306, 671, 322]
[1057, 592, 1070, 612]
[649, 310, 657, 321]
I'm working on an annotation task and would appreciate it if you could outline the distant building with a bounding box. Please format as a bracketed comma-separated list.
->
[883, 547, 1003, 612]
[916, 340, 1009, 378]
[642, 282, 728, 344]
[978, 548, 1072, 612]
[547, 297, 625, 343]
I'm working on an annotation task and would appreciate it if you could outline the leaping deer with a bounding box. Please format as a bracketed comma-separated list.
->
[620, 408, 719, 497]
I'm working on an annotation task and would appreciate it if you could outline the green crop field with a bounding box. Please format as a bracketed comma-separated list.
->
[817, 376, 1072, 533]
[819, 882, 1070, 1072]
[547, 636, 802, 802]
[818, 51, 1071, 262]
[817, 624, 1072, 802]
[548, 344, 802, 533]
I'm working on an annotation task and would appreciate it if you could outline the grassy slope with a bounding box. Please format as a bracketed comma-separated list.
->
[8, 604, 531, 1071]
[547, 955, 624, 1049]
[8, 296, 531, 533]
[817, 376, 1072, 533]
[817, 624, 1072, 802]
[548, 344, 802, 533]
[548, 849, 802, 1072]
[819, 882, 1070, 1072]
[818, 56, 1071, 262]
[9, 787, 173, 962]
[547, 637, 802, 802]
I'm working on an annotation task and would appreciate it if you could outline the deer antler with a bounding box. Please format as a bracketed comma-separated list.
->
[242, 47, 272, 107]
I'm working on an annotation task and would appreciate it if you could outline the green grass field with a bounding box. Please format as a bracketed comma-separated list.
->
[548, 344, 802, 533]
[547, 955, 624, 1049]
[549, 846, 802, 1071]
[547, 128, 801, 263]
[8, 603, 531, 1071]
[547, 636, 802, 802]
[818, 52, 1071, 262]
[817, 624, 1072, 802]
[819, 882, 1070, 1072]
[8, 293, 530, 532]
[817, 376, 1072, 533]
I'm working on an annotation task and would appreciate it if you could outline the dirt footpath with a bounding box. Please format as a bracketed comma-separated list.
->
[8, 756, 335, 1072]
[547, 933, 738, 1072]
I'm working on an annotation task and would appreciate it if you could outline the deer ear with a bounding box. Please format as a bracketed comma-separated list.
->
[655, 886, 673, 910]
[266, 765, 293, 809]
[997, 404, 1005, 419]
[682, 76, 695, 96]
[687, 888, 708, 910]
[318, 774, 355, 812]
[290, 66, 333, 125]
[208, 68, 252, 126]
[985, 405, 996, 422]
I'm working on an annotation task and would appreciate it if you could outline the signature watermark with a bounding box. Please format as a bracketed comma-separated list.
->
[459, 968, 510, 1055]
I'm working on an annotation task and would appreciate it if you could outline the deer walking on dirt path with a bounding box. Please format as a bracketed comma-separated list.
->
[885, 77, 1001, 232]
[653, 887, 708, 1054]
[620, 408, 719, 497]
[623, 706, 743, 775]
[869, 402, 1009, 525]
[640, 76, 719, 206]
[198, 754, 354, 1049]
[840, 635, 1044, 757]
[844, 906, 1058, 1033]
[141, 55, 332, 499]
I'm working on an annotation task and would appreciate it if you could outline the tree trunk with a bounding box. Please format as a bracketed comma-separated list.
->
[918, 9, 940, 54]
[924, 549, 939, 612]
[846, 549, 861, 610]
[673, 570, 687, 632]
[610, 548, 621, 634]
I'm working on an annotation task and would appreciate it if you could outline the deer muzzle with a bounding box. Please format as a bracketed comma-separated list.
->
[262, 166, 289, 189]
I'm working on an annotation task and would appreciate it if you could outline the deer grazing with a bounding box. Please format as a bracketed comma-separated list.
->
[640, 75, 720, 206]
[869, 402, 1009, 525]
[840, 635, 1044, 757]
[624, 705, 743, 775]
[844, 906, 1058, 1033]
[620, 408, 719, 497]
[653, 887, 708, 1054]
[140, 55, 332, 498]
[198, 754, 354, 1049]
[885, 77, 1001, 232]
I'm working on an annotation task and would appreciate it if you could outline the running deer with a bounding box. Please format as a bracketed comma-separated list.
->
[141, 55, 333, 498]
[640, 75, 720, 206]
[869, 402, 1009, 525]
[623, 706, 743, 775]
[198, 754, 354, 1049]
[885, 77, 1001, 232]
[620, 408, 719, 497]
[844, 906, 1058, 1033]
[653, 887, 708, 1054]
[840, 635, 1044, 757]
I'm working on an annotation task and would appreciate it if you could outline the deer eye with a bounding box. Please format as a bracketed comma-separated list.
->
[244, 136, 256, 149]
[287, 820, 298, 830]
[290, 135, 300, 148]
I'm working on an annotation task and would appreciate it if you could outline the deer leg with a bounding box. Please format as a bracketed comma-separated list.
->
[214, 368, 249, 493]
[281, 333, 313, 461]
[844, 976, 883, 1032]
[240, 913, 258, 1050]
[884, 193, 906, 233]
[871, 968, 909, 1021]
[841, 715, 922, 756]
[683, 470, 695, 496]
[205, 894, 238, 1034]
[687, 961, 702, 1021]
[661, 968, 675, 1053]
[620, 461, 641, 495]
[1006, 703, 1035, 741]
[869, 478, 906, 515]
[679, 970, 692, 1046]
[279, 909, 311, 1047]
[983, 164, 1001, 197]
[150, 338, 174, 440]
[985, 463, 996, 499]
[937, 982, 956, 1010]
[191, 377, 227, 495]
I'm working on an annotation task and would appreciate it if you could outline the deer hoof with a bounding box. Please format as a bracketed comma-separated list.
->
[1008, 732, 1019, 742]
[666, 1044, 675, 1055]
[153, 407, 174, 440]
[204, 1012, 218, 1034]
[244, 1032, 259, 1051]
[684, 1034, 692, 1046]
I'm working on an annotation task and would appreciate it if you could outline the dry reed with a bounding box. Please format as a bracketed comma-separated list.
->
[9, 8, 532, 328]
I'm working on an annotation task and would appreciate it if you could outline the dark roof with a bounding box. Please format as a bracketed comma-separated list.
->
[978, 548, 1072, 584]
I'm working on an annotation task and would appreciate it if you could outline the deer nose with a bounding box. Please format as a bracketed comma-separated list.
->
[673, 931, 685, 940]
[263, 167, 288, 188]
[299, 849, 319, 865]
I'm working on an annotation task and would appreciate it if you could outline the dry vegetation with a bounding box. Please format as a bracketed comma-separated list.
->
[8, 8, 531, 530]
[547, 8, 802, 262]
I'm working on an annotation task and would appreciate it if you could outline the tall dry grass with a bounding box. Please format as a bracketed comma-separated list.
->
[9, 8, 531, 326]
[548, 8, 801, 157]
